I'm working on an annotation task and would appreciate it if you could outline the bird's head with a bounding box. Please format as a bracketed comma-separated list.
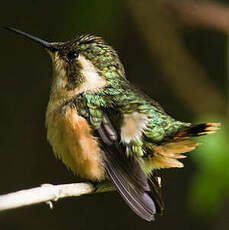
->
[6, 27, 125, 100]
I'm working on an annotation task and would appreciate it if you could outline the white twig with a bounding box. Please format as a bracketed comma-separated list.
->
[0, 181, 114, 212]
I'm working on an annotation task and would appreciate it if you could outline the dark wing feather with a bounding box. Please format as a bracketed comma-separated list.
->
[148, 175, 164, 215]
[97, 115, 156, 221]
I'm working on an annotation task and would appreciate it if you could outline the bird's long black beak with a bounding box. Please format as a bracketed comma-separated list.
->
[4, 27, 57, 52]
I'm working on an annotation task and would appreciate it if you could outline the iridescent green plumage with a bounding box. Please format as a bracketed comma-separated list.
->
[74, 78, 189, 158]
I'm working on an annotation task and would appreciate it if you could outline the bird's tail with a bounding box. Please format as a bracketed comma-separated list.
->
[174, 122, 220, 139]
[149, 122, 220, 169]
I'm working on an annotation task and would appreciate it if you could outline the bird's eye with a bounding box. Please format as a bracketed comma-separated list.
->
[67, 51, 79, 60]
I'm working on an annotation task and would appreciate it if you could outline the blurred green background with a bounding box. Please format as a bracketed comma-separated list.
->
[0, 0, 229, 229]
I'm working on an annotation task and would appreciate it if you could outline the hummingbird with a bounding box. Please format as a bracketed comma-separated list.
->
[5, 27, 220, 221]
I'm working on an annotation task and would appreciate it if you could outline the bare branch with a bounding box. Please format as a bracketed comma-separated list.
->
[0, 181, 114, 212]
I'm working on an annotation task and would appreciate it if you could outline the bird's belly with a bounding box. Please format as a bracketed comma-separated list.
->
[46, 105, 105, 181]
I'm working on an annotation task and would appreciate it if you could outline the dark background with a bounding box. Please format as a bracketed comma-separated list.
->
[0, 0, 228, 229]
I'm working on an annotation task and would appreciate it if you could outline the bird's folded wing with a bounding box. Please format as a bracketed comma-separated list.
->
[97, 114, 157, 221]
